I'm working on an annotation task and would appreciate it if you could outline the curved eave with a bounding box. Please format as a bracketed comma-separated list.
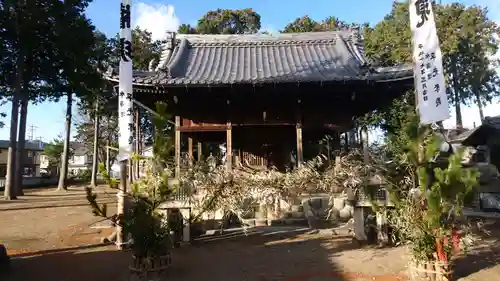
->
[103, 70, 414, 87]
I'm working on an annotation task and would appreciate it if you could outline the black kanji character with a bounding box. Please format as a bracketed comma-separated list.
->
[423, 96, 428, 101]
[421, 68, 426, 75]
[120, 38, 132, 62]
[415, 0, 431, 28]
[119, 91, 125, 97]
[421, 76, 427, 83]
[120, 4, 131, 29]
[432, 67, 439, 77]
[126, 93, 132, 100]
[418, 51, 424, 59]
[426, 62, 431, 69]
[119, 100, 124, 107]
[427, 73, 432, 80]
[430, 52, 436, 60]
[435, 97, 442, 107]
[422, 83, 427, 89]
[418, 44, 424, 49]
[423, 89, 427, 96]
[434, 84, 440, 92]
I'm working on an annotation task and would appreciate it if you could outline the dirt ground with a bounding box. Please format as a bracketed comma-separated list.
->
[1, 187, 500, 281]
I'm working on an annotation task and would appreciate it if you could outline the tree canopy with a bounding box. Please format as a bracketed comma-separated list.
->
[362, 2, 500, 131]
[280, 15, 362, 33]
[42, 138, 69, 168]
[178, 8, 262, 34]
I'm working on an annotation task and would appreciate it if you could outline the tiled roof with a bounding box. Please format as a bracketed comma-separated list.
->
[0, 140, 47, 151]
[70, 142, 87, 156]
[106, 31, 413, 86]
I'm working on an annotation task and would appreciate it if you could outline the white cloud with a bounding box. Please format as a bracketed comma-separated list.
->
[134, 2, 180, 41]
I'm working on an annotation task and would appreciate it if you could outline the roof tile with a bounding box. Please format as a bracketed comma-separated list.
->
[106, 31, 412, 85]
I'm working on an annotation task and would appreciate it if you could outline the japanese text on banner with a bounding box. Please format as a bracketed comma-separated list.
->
[118, 0, 134, 160]
[409, 0, 450, 124]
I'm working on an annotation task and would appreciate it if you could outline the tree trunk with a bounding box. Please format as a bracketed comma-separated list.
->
[57, 93, 73, 191]
[4, 97, 19, 200]
[451, 65, 463, 128]
[475, 92, 485, 122]
[15, 97, 28, 196]
[454, 92, 463, 128]
[91, 101, 99, 187]
[4, 57, 24, 200]
[106, 139, 110, 175]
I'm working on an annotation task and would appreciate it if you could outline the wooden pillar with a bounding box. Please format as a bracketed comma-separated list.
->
[90, 101, 99, 187]
[226, 121, 232, 172]
[296, 99, 303, 168]
[134, 107, 140, 179]
[361, 126, 369, 163]
[116, 160, 128, 249]
[197, 142, 202, 161]
[106, 139, 110, 174]
[343, 132, 349, 152]
[175, 116, 181, 178]
[188, 137, 193, 166]
[180, 208, 191, 243]
[226, 99, 232, 171]
[296, 123, 303, 168]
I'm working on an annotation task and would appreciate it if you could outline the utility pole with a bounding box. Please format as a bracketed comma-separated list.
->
[27, 125, 38, 141]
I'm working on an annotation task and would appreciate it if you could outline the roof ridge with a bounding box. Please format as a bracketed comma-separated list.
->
[186, 39, 339, 47]
[175, 31, 356, 43]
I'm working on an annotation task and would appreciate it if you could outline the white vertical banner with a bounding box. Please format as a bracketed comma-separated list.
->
[409, 0, 450, 124]
[118, 0, 133, 161]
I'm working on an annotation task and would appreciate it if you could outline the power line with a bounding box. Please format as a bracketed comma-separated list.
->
[28, 125, 38, 141]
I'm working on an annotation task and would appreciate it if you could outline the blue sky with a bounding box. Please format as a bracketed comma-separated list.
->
[0, 0, 498, 141]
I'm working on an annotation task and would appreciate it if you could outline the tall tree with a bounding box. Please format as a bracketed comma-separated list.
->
[362, 2, 499, 131]
[42, 138, 66, 176]
[177, 24, 197, 34]
[108, 27, 163, 71]
[74, 101, 119, 170]
[281, 15, 360, 33]
[0, 0, 97, 198]
[193, 8, 262, 34]
[457, 6, 500, 122]
[15, 98, 28, 196]
[51, 1, 105, 191]
[90, 101, 99, 187]
[281, 15, 322, 33]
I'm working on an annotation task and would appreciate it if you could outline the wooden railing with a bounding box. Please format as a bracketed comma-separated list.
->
[241, 151, 267, 167]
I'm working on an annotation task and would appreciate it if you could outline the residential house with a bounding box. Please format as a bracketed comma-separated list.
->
[40, 142, 93, 176]
[68, 142, 93, 175]
[0, 140, 46, 178]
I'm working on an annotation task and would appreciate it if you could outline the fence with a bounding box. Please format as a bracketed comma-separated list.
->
[0, 176, 59, 190]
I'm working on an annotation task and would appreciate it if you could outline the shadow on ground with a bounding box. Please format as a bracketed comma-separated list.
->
[454, 219, 500, 280]
[3, 227, 384, 281]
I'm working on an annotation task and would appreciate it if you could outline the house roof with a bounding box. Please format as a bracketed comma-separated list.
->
[0, 140, 46, 151]
[105, 31, 413, 86]
[70, 142, 87, 156]
[452, 115, 500, 146]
